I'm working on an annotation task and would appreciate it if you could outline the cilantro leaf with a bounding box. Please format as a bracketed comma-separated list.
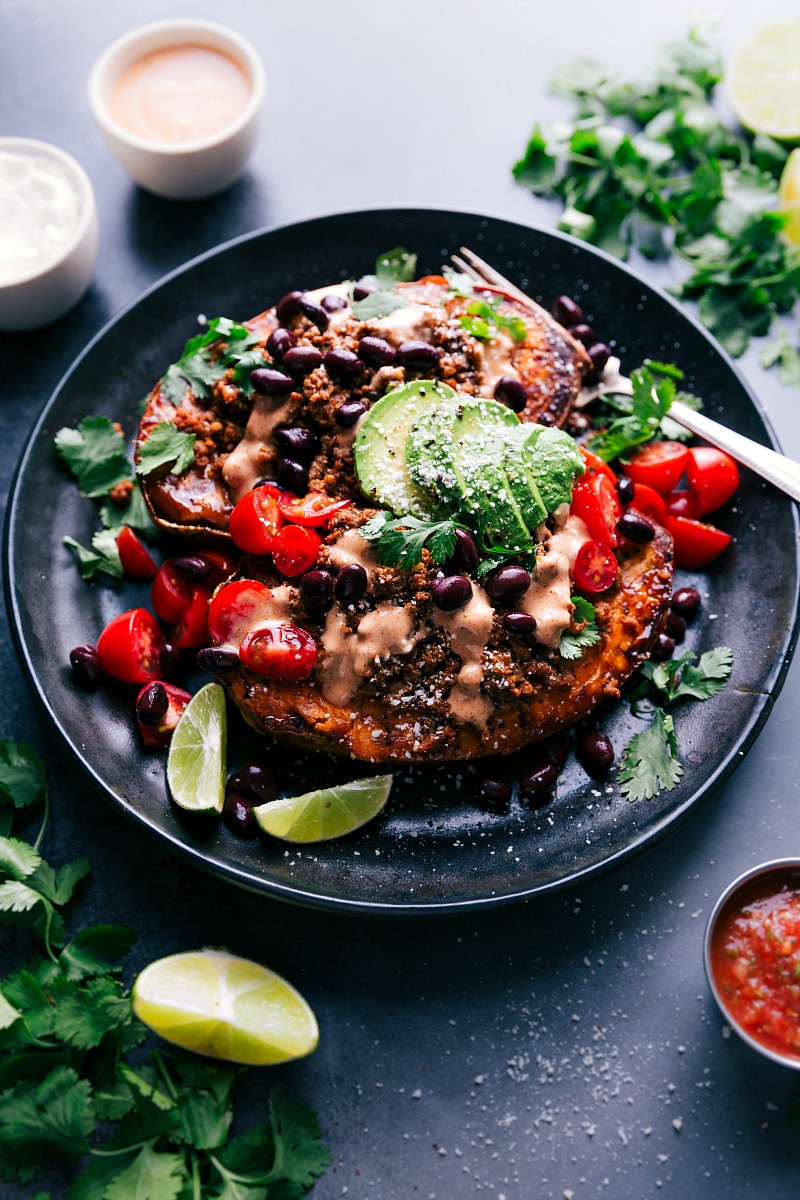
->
[640, 646, 733, 704]
[63, 529, 123, 582]
[101, 484, 158, 538]
[159, 317, 261, 406]
[51, 979, 133, 1050]
[361, 515, 460, 571]
[267, 1087, 332, 1188]
[351, 291, 408, 320]
[103, 1143, 185, 1200]
[459, 296, 527, 344]
[54, 417, 132, 499]
[375, 245, 417, 285]
[60, 925, 137, 981]
[136, 423, 196, 478]
[618, 708, 683, 801]
[760, 326, 800, 388]
[0, 1066, 93, 1160]
[0, 742, 47, 810]
[0, 838, 41, 881]
[559, 596, 600, 660]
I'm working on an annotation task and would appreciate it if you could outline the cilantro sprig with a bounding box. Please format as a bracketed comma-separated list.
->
[558, 596, 600, 660]
[0, 739, 331, 1195]
[160, 316, 264, 406]
[512, 29, 800, 370]
[351, 246, 418, 320]
[586, 363, 685, 462]
[444, 267, 527, 342]
[360, 513, 461, 571]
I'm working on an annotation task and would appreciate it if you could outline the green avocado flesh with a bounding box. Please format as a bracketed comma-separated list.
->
[523, 427, 585, 513]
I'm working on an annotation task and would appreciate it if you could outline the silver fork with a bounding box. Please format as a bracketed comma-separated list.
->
[452, 246, 800, 506]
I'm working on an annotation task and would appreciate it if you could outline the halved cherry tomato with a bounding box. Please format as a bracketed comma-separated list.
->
[97, 608, 165, 684]
[116, 526, 157, 580]
[277, 492, 352, 527]
[630, 482, 667, 524]
[151, 558, 196, 623]
[271, 525, 322, 576]
[170, 586, 212, 649]
[239, 623, 317, 680]
[136, 681, 192, 748]
[581, 447, 617, 484]
[663, 515, 733, 569]
[664, 489, 701, 520]
[686, 447, 739, 514]
[572, 540, 618, 593]
[624, 441, 689, 495]
[229, 483, 285, 554]
[207, 579, 276, 646]
[570, 473, 623, 548]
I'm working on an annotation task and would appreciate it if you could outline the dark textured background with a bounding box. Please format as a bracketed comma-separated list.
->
[2, 2, 800, 1197]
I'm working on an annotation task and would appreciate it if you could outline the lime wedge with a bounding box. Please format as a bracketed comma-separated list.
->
[132, 949, 318, 1065]
[255, 774, 393, 843]
[166, 683, 226, 814]
[727, 19, 800, 140]
[779, 147, 800, 246]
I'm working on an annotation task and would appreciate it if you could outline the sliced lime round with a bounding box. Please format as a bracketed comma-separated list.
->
[728, 20, 800, 140]
[132, 949, 318, 1065]
[166, 683, 226, 814]
[255, 774, 393, 843]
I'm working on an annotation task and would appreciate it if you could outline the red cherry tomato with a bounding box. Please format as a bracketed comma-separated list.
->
[229, 483, 285, 554]
[580, 448, 617, 484]
[571, 540, 618, 593]
[271, 525, 322, 577]
[570, 473, 623, 548]
[630, 482, 667, 524]
[151, 558, 196, 623]
[624, 441, 689, 495]
[664, 489, 701, 520]
[197, 547, 239, 588]
[207, 579, 276, 646]
[277, 492, 352, 527]
[663, 515, 733, 569]
[686, 447, 740, 514]
[136, 681, 192, 748]
[97, 608, 165, 684]
[116, 526, 157, 580]
[239, 623, 317, 680]
[170, 585, 212, 649]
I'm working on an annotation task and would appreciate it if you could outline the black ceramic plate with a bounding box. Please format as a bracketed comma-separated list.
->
[6, 208, 799, 914]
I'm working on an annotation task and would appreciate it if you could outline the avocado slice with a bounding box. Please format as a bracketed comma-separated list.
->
[354, 380, 454, 517]
[501, 424, 547, 533]
[456, 427, 533, 553]
[522, 426, 585, 513]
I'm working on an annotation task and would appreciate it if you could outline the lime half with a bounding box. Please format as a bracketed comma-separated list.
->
[166, 683, 226, 814]
[255, 774, 393, 843]
[132, 949, 318, 1065]
[779, 147, 800, 246]
[728, 20, 800, 140]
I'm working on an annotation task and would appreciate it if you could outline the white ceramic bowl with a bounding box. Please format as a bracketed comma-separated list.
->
[87, 19, 266, 200]
[0, 137, 98, 332]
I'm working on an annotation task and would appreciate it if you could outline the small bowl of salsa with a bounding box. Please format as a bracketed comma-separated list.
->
[704, 859, 800, 1068]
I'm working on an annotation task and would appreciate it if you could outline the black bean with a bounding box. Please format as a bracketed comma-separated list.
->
[431, 575, 472, 611]
[616, 511, 656, 543]
[277, 458, 309, 494]
[576, 729, 615, 776]
[616, 476, 635, 505]
[476, 777, 512, 813]
[283, 345, 323, 376]
[321, 293, 348, 312]
[69, 644, 102, 692]
[136, 682, 168, 727]
[197, 646, 239, 672]
[238, 759, 279, 805]
[570, 323, 595, 348]
[353, 280, 376, 301]
[250, 366, 295, 396]
[494, 375, 527, 413]
[334, 399, 367, 428]
[670, 586, 701, 618]
[396, 340, 442, 368]
[276, 290, 304, 324]
[160, 642, 182, 679]
[519, 762, 559, 805]
[665, 610, 687, 643]
[443, 528, 480, 575]
[324, 348, 363, 379]
[503, 611, 537, 636]
[587, 342, 611, 376]
[266, 327, 297, 360]
[300, 568, 334, 607]
[223, 792, 259, 838]
[484, 565, 531, 604]
[334, 562, 368, 604]
[300, 296, 329, 331]
[173, 555, 211, 582]
[651, 633, 675, 662]
[553, 295, 584, 327]
[357, 335, 396, 367]
[273, 425, 320, 463]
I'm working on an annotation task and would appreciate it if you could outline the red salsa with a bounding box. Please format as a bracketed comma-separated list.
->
[709, 870, 800, 1061]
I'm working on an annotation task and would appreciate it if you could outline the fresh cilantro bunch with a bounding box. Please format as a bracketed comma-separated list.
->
[619, 646, 733, 800]
[351, 246, 418, 320]
[512, 29, 800, 371]
[586, 361, 699, 462]
[0, 739, 331, 1197]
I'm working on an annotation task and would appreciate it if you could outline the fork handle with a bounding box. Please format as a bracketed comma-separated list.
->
[670, 400, 800, 507]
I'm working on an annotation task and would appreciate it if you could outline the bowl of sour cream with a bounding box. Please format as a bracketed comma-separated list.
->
[87, 19, 266, 200]
[0, 138, 98, 332]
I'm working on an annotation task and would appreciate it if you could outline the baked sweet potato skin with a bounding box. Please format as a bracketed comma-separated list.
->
[215, 521, 673, 765]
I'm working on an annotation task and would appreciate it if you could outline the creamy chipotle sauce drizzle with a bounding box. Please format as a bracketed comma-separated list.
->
[520, 511, 590, 648]
[222, 395, 293, 502]
[433, 585, 495, 729]
[320, 603, 421, 709]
